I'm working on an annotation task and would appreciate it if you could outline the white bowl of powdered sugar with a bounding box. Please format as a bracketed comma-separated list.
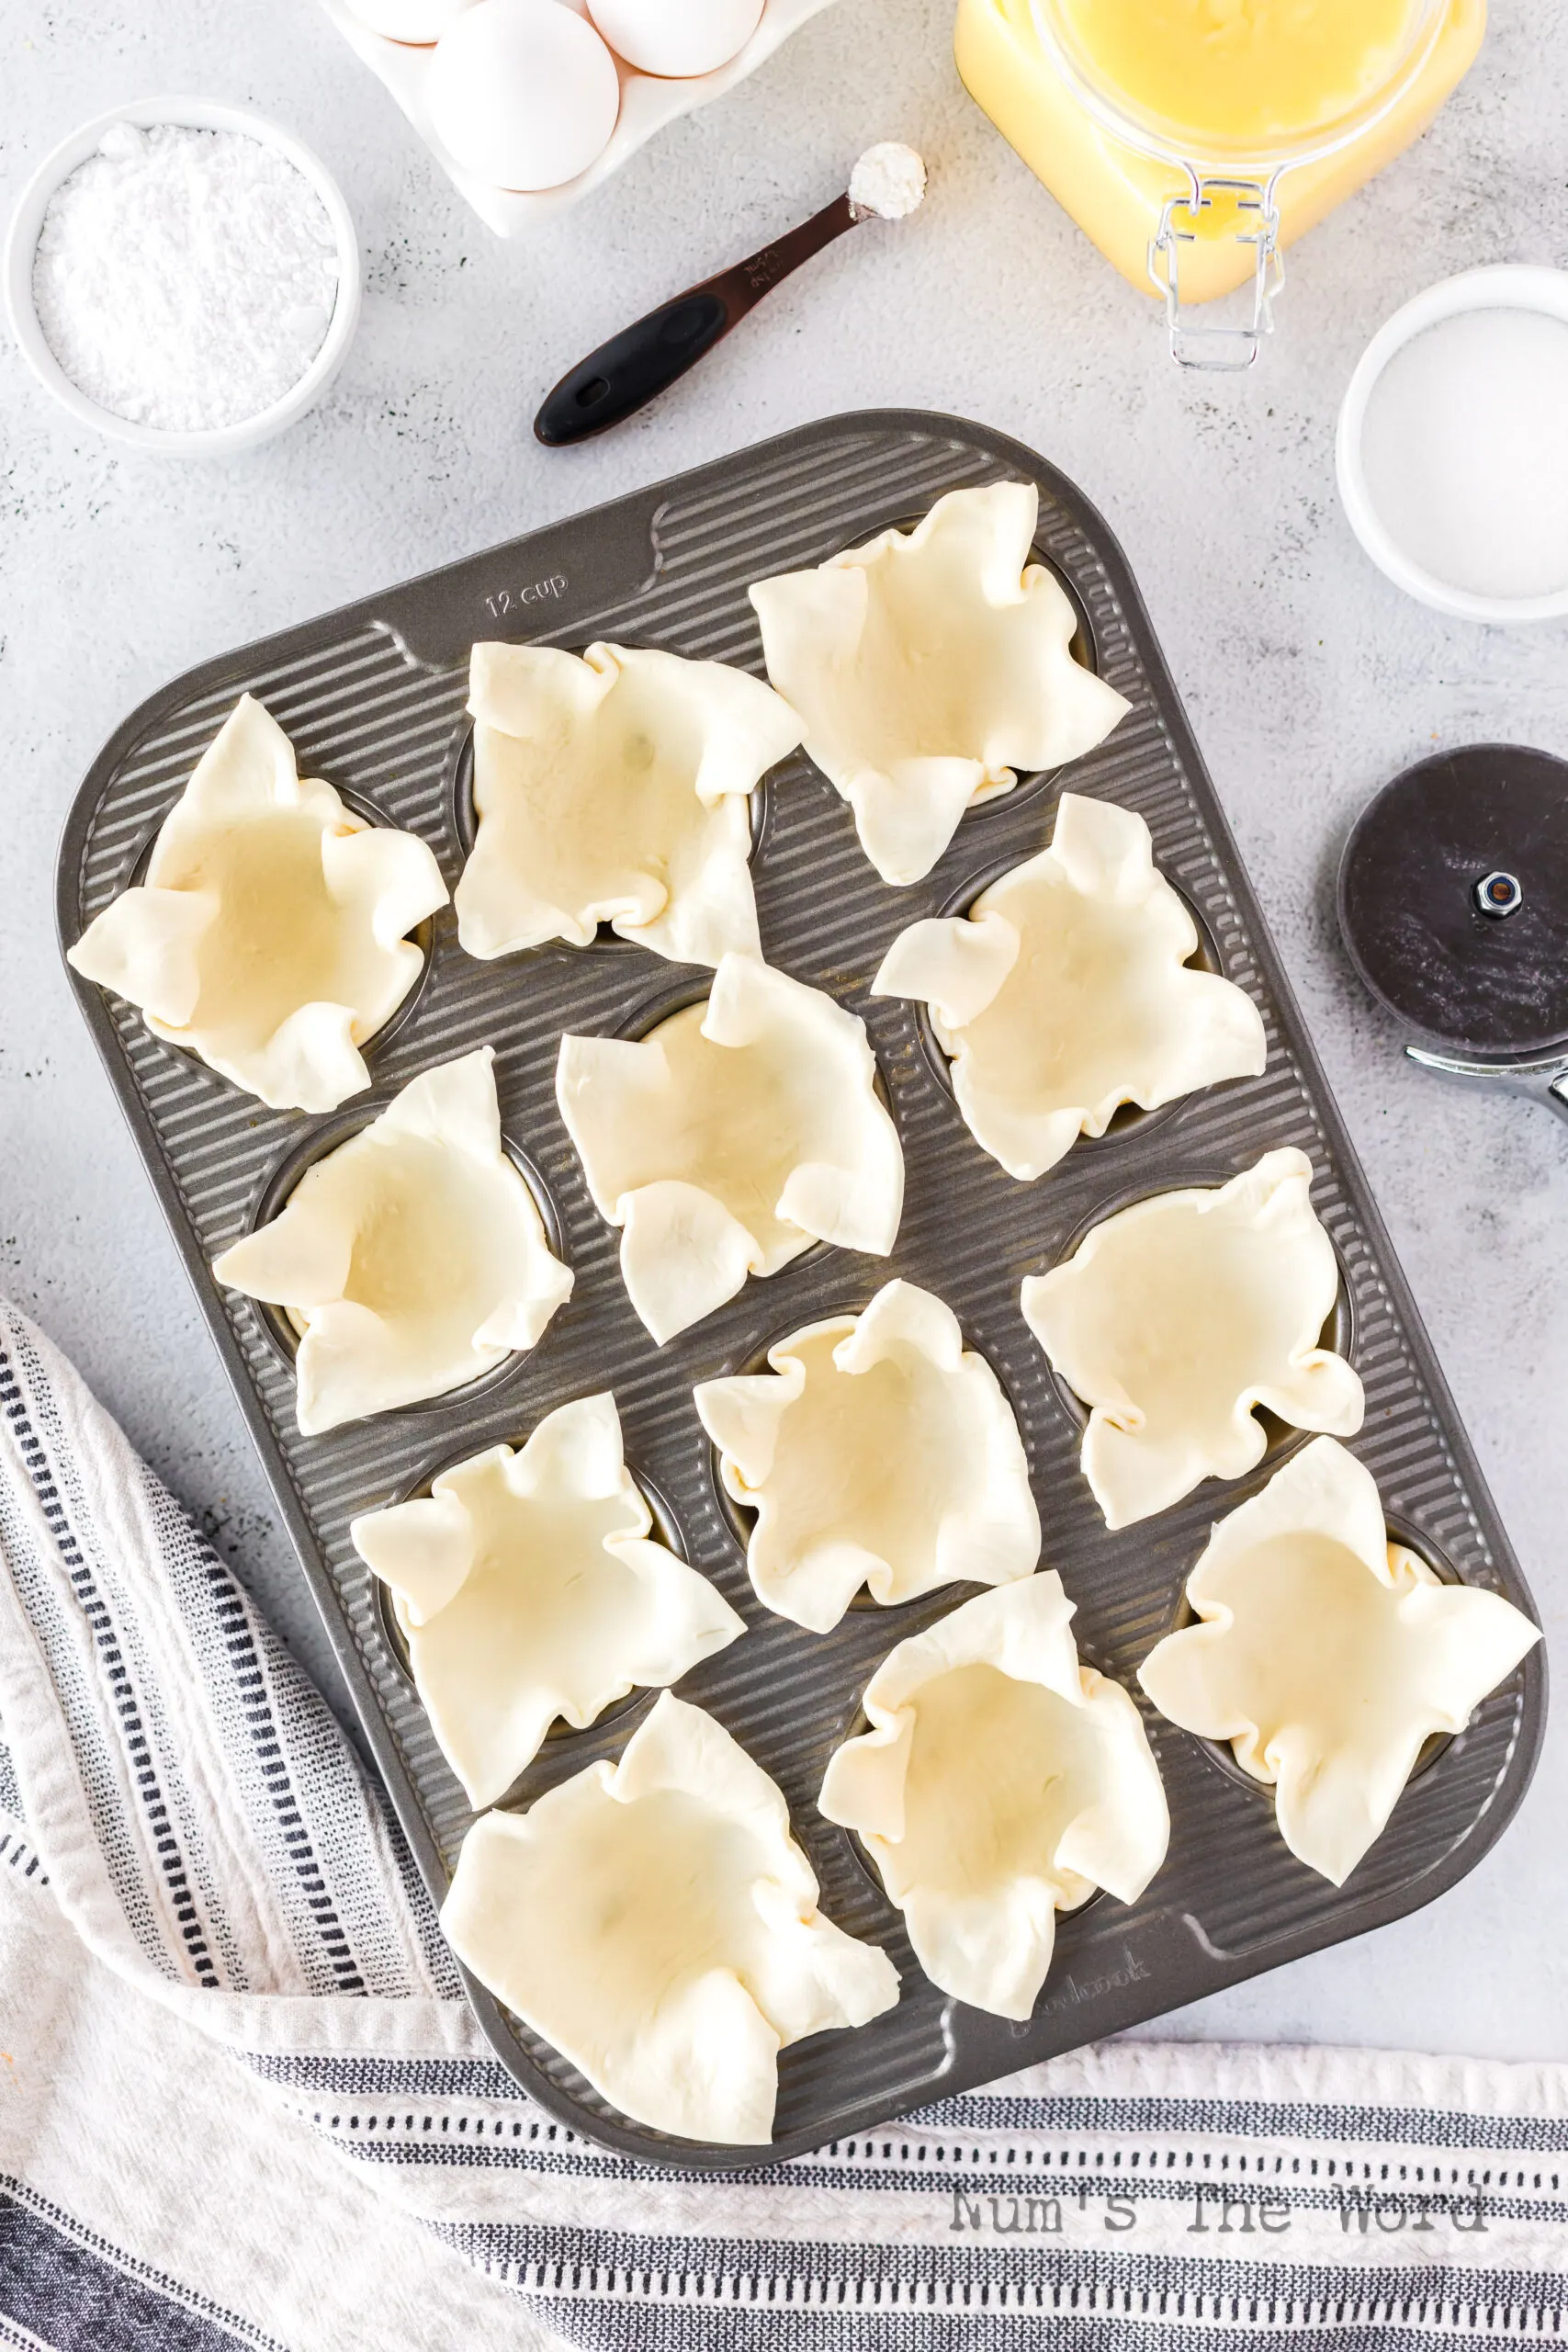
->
[4, 98, 361, 456]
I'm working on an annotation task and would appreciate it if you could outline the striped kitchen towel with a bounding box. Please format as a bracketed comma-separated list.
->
[1, 1293, 1565, 2351]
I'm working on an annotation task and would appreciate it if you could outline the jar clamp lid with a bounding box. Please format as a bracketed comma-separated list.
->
[1025, 0, 1450, 370]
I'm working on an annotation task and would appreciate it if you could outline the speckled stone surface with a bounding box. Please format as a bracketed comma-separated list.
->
[3, 0, 1565, 2062]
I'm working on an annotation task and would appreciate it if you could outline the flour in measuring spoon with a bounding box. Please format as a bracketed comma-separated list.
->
[32, 122, 341, 434]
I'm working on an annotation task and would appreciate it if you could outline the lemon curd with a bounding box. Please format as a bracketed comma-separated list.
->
[1055, 0, 1418, 149]
[954, 0, 1484, 310]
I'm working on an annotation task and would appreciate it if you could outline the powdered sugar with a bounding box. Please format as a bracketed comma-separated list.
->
[32, 122, 341, 435]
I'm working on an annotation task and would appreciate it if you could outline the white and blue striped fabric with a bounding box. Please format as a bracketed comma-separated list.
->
[1, 1295, 1565, 2351]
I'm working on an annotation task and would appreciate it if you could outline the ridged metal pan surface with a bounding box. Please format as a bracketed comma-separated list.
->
[57, 411, 1546, 2171]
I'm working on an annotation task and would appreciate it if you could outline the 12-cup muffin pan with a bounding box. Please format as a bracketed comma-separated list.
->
[58, 412, 1546, 2170]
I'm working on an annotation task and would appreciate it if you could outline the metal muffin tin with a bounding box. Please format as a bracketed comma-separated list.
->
[58, 411, 1545, 2170]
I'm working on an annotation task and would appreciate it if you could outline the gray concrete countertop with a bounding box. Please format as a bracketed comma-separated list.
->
[4, 0, 1564, 2064]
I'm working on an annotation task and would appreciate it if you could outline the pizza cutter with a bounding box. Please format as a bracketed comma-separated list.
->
[1337, 742, 1568, 1123]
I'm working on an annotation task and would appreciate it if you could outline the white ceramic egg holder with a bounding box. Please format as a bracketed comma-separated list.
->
[318, 0, 840, 233]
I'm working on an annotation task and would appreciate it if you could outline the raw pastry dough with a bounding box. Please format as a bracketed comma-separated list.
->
[694, 1278, 1039, 1634]
[874, 793, 1266, 1180]
[1021, 1148, 1364, 1529]
[350, 1393, 744, 1808]
[556, 954, 904, 1344]
[749, 482, 1129, 887]
[1138, 1438, 1540, 1884]
[213, 1047, 572, 1434]
[454, 640, 802, 967]
[818, 1575, 1168, 2019]
[442, 1690, 901, 2143]
[66, 695, 447, 1112]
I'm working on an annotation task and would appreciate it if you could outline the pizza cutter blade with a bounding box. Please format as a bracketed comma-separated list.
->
[1337, 742, 1568, 1124]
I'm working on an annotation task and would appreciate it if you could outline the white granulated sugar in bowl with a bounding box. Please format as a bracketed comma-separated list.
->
[32, 121, 341, 434]
[1359, 306, 1568, 602]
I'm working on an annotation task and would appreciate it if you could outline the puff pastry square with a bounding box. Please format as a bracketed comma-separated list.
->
[557, 954, 905, 1344]
[454, 640, 802, 967]
[66, 695, 448, 1112]
[874, 793, 1266, 1180]
[749, 483, 1129, 886]
[1021, 1148, 1364, 1528]
[213, 1046, 572, 1433]
[1138, 1438, 1540, 1884]
[694, 1278, 1039, 1633]
[351, 1393, 744, 1808]
[442, 1690, 900, 2143]
[818, 1575, 1168, 2019]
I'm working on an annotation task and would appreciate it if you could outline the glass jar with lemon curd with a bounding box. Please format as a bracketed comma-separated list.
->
[953, 0, 1484, 368]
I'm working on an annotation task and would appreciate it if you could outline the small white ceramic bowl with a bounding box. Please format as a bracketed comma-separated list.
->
[1337, 264, 1568, 625]
[4, 96, 362, 457]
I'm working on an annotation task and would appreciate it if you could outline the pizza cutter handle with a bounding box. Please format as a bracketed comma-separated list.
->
[1405, 1045, 1568, 1123]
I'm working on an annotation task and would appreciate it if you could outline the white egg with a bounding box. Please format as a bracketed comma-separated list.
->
[429, 0, 621, 192]
[344, 0, 475, 44]
[587, 0, 764, 79]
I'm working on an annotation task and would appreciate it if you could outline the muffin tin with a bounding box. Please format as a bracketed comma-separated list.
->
[58, 410, 1546, 2170]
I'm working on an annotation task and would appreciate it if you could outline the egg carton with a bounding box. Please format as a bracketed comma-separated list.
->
[317, 0, 839, 232]
[59, 411, 1546, 2170]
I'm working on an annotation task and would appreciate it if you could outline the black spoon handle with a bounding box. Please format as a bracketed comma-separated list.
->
[534, 193, 858, 447]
